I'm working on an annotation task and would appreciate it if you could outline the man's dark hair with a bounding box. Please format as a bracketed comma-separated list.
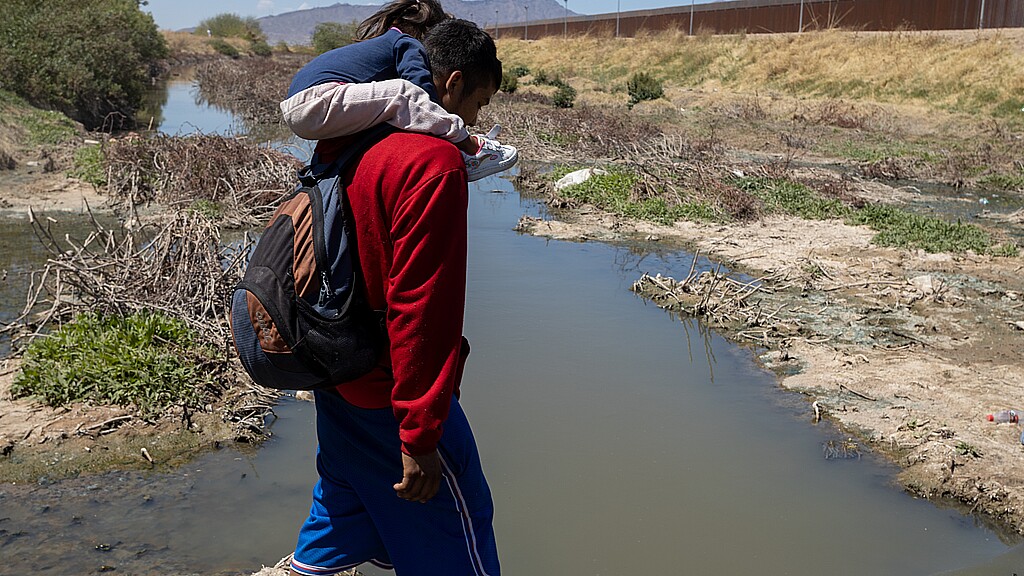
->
[423, 19, 502, 96]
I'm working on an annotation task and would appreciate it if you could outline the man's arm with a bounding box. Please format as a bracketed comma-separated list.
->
[384, 157, 468, 499]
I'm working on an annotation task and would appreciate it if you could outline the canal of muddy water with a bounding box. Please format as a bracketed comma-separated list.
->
[1, 74, 1021, 576]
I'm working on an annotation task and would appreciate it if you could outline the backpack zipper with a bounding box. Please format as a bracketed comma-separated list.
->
[318, 271, 331, 308]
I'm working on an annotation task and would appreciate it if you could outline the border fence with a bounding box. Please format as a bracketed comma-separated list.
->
[495, 0, 1024, 40]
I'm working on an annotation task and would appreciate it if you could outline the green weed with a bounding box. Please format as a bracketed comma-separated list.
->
[989, 243, 1020, 258]
[735, 177, 850, 220]
[979, 170, 1024, 192]
[21, 108, 78, 146]
[209, 38, 240, 58]
[190, 199, 222, 220]
[955, 441, 982, 458]
[500, 72, 519, 94]
[69, 144, 106, 187]
[12, 311, 214, 418]
[508, 65, 530, 78]
[848, 204, 993, 254]
[551, 167, 718, 225]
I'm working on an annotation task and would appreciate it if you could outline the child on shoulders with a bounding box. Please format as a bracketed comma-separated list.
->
[280, 0, 517, 181]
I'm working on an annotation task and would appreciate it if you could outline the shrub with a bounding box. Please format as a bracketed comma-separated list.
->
[553, 83, 577, 109]
[209, 38, 240, 58]
[627, 71, 665, 108]
[196, 13, 264, 41]
[0, 0, 167, 130]
[500, 72, 519, 94]
[250, 39, 273, 57]
[12, 311, 212, 417]
[312, 21, 359, 54]
[508, 65, 530, 78]
[274, 41, 291, 53]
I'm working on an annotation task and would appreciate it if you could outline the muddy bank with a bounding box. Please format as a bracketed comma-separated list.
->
[515, 196, 1024, 536]
[0, 111, 294, 483]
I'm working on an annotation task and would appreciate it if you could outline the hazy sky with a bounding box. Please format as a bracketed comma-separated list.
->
[145, 0, 720, 31]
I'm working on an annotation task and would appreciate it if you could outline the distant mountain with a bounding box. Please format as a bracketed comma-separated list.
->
[258, 0, 577, 45]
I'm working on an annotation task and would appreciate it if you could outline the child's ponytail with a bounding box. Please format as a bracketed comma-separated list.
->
[355, 0, 449, 41]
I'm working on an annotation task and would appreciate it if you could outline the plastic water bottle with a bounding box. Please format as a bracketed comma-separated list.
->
[986, 410, 1020, 423]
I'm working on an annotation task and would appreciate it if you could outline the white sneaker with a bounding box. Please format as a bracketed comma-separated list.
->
[462, 135, 518, 182]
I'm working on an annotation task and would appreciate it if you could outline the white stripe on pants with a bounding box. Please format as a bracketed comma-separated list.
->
[280, 78, 470, 143]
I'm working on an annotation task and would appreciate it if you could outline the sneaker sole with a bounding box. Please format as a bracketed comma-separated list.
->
[466, 150, 519, 182]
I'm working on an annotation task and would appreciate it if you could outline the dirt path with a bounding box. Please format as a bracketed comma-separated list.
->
[516, 192, 1024, 536]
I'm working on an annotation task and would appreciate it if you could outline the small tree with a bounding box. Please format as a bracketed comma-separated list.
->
[312, 21, 358, 54]
[552, 82, 577, 109]
[196, 13, 264, 41]
[627, 71, 665, 108]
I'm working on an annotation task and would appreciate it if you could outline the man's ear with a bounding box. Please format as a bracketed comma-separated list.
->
[444, 70, 464, 98]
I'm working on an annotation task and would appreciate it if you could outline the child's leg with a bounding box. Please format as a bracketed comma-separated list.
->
[281, 79, 470, 143]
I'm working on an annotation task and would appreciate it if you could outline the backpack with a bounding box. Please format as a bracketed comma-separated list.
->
[232, 126, 393, 390]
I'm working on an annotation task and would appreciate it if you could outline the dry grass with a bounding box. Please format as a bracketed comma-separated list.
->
[498, 28, 1024, 119]
[162, 30, 220, 57]
[103, 133, 301, 228]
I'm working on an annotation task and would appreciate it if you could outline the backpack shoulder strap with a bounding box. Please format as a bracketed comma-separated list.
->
[306, 124, 397, 184]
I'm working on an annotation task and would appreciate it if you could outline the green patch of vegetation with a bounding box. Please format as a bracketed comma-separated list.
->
[0, 0, 167, 130]
[20, 106, 78, 146]
[69, 144, 106, 187]
[627, 72, 665, 108]
[979, 169, 1024, 192]
[531, 70, 578, 108]
[822, 139, 924, 163]
[195, 13, 264, 41]
[955, 441, 982, 458]
[312, 21, 358, 54]
[537, 131, 579, 146]
[249, 39, 273, 57]
[848, 204, 993, 254]
[507, 65, 530, 78]
[500, 72, 518, 94]
[553, 84, 577, 109]
[993, 97, 1024, 120]
[209, 38, 240, 58]
[11, 311, 214, 418]
[673, 202, 721, 223]
[551, 166, 717, 225]
[190, 199, 222, 220]
[736, 177, 849, 220]
[989, 243, 1020, 258]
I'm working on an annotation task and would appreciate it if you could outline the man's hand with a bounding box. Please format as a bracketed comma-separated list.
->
[394, 450, 442, 503]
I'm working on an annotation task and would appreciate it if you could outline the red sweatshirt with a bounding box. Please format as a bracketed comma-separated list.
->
[328, 132, 469, 456]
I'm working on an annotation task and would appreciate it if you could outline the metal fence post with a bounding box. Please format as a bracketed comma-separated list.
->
[690, 0, 695, 35]
[799, 0, 805, 32]
[979, 0, 986, 29]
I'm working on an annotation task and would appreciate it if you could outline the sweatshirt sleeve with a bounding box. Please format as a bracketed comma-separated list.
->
[386, 164, 468, 455]
[394, 36, 441, 104]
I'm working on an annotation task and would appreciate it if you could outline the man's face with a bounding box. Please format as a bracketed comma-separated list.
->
[438, 71, 496, 127]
